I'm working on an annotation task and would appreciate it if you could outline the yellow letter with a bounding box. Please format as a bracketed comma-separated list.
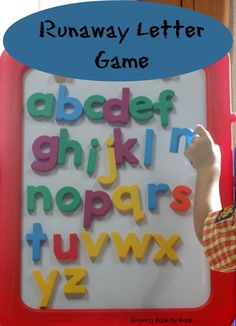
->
[81, 231, 109, 259]
[112, 184, 144, 222]
[64, 267, 87, 295]
[111, 232, 152, 260]
[32, 269, 59, 308]
[152, 234, 180, 262]
[97, 137, 117, 186]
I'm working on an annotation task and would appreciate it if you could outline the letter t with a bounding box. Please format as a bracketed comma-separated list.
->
[26, 223, 48, 262]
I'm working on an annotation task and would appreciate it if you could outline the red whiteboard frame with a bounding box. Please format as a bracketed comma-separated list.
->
[0, 51, 235, 325]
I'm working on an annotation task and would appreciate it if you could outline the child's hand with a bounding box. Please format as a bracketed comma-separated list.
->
[185, 124, 221, 172]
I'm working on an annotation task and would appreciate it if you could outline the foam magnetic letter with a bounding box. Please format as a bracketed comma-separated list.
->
[83, 190, 112, 229]
[112, 184, 144, 222]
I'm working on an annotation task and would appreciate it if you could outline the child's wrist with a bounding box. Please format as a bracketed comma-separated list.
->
[197, 164, 221, 179]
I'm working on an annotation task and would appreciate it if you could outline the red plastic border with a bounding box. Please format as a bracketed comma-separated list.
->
[0, 52, 235, 326]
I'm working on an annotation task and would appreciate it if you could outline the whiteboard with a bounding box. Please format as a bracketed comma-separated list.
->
[21, 69, 210, 309]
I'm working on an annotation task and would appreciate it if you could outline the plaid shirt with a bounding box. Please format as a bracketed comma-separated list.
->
[202, 206, 236, 272]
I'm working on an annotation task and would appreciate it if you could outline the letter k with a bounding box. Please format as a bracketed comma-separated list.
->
[113, 128, 139, 165]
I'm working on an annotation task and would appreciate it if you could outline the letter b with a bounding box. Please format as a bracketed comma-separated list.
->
[55, 85, 83, 122]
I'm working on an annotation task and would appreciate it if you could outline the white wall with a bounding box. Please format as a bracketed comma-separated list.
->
[0, 0, 83, 55]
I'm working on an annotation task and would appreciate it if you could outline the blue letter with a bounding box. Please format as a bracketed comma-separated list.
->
[169, 127, 196, 153]
[55, 85, 83, 122]
[26, 223, 48, 261]
[148, 183, 170, 209]
[144, 128, 154, 167]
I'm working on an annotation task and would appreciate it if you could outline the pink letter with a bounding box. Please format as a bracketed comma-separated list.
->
[83, 190, 112, 229]
[103, 88, 130, 124]
[31, 135, 59, 172]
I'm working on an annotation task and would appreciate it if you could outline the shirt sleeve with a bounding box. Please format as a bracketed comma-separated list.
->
[202, 205, 236, 272]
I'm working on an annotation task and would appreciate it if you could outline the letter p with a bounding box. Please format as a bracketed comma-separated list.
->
[83, 190, 112, 229]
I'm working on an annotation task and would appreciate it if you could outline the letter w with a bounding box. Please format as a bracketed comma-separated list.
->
[91, 26, 105, 38]
[111, 232, 152, 260]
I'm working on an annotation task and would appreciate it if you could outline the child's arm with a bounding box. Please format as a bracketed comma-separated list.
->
[185, 125, 222, 244]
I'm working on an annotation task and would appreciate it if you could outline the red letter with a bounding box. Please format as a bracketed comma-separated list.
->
[170, 185, 192, 212]
[53, 234, 79, 261]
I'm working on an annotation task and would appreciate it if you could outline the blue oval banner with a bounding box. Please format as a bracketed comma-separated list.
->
[3, 1, 233, 81]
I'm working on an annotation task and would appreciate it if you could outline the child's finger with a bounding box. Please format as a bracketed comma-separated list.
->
[191, 134, 200, 143]
[195, 124, 213, 142]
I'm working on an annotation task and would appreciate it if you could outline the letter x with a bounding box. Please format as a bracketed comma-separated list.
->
[152, 234, 180, 262]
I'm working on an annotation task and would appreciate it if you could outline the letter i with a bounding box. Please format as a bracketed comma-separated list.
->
[87, 138, 99, 175]
[144, 129, 154, 167]
[97, 137, 117, 186]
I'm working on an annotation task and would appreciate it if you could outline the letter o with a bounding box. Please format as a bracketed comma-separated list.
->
[56, 186, 82, 213]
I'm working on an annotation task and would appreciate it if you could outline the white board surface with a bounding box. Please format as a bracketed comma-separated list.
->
[21, 69, 210, 309]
